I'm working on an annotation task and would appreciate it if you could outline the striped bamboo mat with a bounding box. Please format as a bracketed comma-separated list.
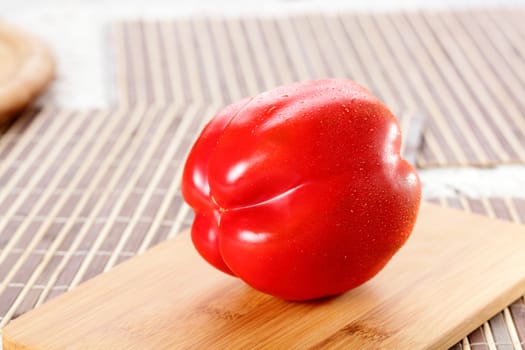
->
[111, 11, 525, 167]
[0, 106, 524, 348]
[1, 10, 525, 350]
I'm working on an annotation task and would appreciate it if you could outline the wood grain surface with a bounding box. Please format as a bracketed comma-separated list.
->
[0, 23, 54, 122]
[4, 202, 525, 350]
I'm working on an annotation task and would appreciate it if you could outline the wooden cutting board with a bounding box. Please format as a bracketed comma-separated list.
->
[4, 203, 525, 349]
[0, 22, 54, 122]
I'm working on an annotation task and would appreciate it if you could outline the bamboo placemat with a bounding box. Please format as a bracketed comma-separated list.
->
[0, 107, 523, 348]
[111, 10, 525, 167]
[0, 105, 200, 327]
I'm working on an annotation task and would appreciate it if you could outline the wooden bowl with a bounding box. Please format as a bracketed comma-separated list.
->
[0, 22, 55, 122]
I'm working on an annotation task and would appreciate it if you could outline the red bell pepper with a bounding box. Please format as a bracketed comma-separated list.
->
[182, 79, 421, 301]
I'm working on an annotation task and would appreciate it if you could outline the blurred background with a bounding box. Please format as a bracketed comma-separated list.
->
[2, 1, 525, 349]
[5, 0, 525, 109]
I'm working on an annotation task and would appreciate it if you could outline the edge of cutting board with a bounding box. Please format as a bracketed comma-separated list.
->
[3, 202, 525, 349]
